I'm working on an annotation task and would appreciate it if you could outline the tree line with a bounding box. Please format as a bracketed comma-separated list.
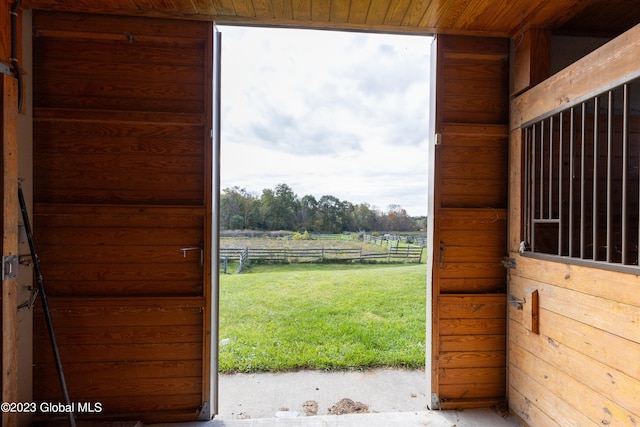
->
[221, 183, 425, 233]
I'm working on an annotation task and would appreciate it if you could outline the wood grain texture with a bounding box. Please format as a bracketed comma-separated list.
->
[1, 72, 19, 427]
[31, 12, 212, 422]
[431, 34, 509, 409]
[22, 0, 640, 38]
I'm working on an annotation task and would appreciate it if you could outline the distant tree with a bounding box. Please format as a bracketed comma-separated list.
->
[316, 195, 354, 233]
[387, 204, 415, 231]
[223, 182, 425, 233]
[317, 195, 342, 233]
[298, 194, 319, 231]
[259, 183, 298, 230]
[220, 186, 258, 230]
[230, 214, 245, 230]
[353, 202, 378, 231]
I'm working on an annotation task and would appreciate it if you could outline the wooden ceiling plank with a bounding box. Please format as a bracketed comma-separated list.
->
[189, 0, 217, 14]
[23, 0, 640, 38]
[251, 0, 274, 18]
[490, 0, 546, 35]
[23, 0, 640, 37]
[348, 0, 371, 25]
[272, 0, 293, 19]
[292, 0, 311, 21]
[329, 0, 350, 24]
[210, 0, 238, 15]
[418, 0, 448, 28]
[383, 0, 411, 26]
[402, 0, 432, 27]
[434, 0, 473, 30]
[523, 0, 597, 33]
[365, 0, 390, 25]
[453, 0, 496, 31]
[231, 0, 256, 17]
[310, 0, 329, 21]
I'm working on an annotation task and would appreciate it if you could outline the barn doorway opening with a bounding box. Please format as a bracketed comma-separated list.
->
[216, 25, 434, 419]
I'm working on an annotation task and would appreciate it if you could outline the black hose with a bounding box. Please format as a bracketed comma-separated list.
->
[10, 0, 23, 111]
[18, 183, 76, 427]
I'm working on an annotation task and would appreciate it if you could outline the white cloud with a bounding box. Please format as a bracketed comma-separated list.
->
[220, 26, 432, 216]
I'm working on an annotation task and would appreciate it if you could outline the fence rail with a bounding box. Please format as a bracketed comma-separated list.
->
[220, 245, 423, 268]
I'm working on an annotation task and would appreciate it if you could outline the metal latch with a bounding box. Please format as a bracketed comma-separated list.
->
[508, 295, 524, 309]
[2, 255, 18, 280]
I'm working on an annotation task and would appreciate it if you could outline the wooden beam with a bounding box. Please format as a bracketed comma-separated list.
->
[1, 74, 19, 427]
[512, 22, 640, 130]
[512, 27, 551, 96]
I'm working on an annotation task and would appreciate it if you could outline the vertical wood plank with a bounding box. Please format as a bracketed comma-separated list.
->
[0, 1, 10, 66]
[1, 74, 19, 427]
[512, 27, 551, 96]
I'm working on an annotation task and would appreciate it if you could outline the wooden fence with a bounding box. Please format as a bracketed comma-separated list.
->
[220, 245, 424, 269]
[362, 233, 428, 247]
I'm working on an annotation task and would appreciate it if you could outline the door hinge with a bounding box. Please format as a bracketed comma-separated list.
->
[2, 255, 18, 280]
[502, 257, 516, 269]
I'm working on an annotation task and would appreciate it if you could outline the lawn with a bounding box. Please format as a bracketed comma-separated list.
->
[219, 263, 426, 372]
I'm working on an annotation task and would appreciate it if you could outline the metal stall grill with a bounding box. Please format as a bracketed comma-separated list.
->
[523, 79, 640, 269]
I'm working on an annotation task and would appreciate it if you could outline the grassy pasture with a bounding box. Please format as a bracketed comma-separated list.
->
[219, 262, 427, 372]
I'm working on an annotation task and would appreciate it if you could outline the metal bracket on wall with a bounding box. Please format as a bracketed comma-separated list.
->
[2, 254, 18, 280]
[507, 295, 524, 309]
[0, 63, 11, 75]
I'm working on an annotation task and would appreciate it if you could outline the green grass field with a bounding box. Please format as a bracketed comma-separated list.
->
[219, 263, 426, 372]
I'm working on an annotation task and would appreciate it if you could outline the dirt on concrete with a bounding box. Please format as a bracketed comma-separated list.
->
[302, 400, 318, 416]
[327, 398, 369, 415]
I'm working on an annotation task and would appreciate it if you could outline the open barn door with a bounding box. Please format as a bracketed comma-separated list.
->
[31, 12, 218, 423]
[430, 34, 509, 409]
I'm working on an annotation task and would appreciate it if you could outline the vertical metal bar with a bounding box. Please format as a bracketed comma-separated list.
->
[531, 125, 537, 250]
[540, 120, 545, 219]
[606, 91, 613, 262]
[558, 112, 563, 255]
[569, 108, 575, 257]
[593, 96, 599, 260]
[524, 128, 530, 247]
[580, 102, 586, 259]
[622, 84, 629, 264]
[549, 116, 554, 221]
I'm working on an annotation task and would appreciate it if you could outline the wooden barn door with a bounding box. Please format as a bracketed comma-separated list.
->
[31, 12, 216, 422]
[431, 35, 509, 409]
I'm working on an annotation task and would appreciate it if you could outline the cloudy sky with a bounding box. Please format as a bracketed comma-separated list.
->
[219, 26, 433, 217]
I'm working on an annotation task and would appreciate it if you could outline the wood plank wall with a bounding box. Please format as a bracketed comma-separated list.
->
[509, 24, 640, 426]
[432, 35, 509, 408]
[1, 72, 19, 427]
[31, 12, 212, 423]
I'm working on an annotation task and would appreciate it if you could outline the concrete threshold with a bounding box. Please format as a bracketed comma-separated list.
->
[149, 369, 520, 426]
[150, 409, 520, 427]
